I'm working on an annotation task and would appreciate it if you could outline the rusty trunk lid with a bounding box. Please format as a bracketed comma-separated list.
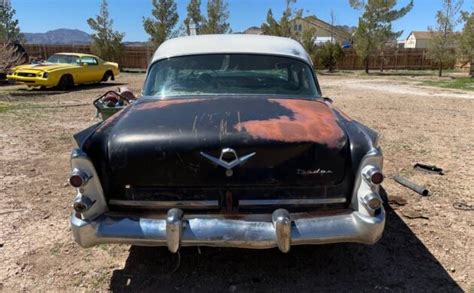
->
[89, 96, 350, 198]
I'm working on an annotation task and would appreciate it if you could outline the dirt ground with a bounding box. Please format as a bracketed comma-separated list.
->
[0, 72, 473, 292]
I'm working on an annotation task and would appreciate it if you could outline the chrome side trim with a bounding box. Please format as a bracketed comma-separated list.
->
[239, 198, 346, 207]
[109, 199, 220, 209]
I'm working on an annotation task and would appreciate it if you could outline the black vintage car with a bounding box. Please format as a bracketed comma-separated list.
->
[69, 35, 385, 253]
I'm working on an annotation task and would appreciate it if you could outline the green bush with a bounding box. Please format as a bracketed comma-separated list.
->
[316, 42, 344, 72]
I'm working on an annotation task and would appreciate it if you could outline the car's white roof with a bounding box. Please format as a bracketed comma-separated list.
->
[152, 34, 312, 64]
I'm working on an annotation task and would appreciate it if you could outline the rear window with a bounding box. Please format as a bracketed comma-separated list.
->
[143, 54, 319, 98]
[47, 54, 80, 65]
[81, 56, 98, 65]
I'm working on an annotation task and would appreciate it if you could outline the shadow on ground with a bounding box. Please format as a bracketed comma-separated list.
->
[5, 82, 127, 97]
[318, 71, 444, 77]
[109, 205, 461, 292]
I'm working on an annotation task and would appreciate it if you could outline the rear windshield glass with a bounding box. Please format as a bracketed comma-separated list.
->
[143, 54, 319, 98]
[47, 54, 81, 65]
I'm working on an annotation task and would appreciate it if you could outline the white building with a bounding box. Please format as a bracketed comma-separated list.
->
[404, 31, 433, 49]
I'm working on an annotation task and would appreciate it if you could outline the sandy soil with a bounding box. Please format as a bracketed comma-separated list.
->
[0, 73, 473, 292]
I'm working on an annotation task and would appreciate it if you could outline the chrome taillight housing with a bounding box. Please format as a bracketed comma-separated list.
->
[69, 149, 107, 219]
[352, 148, 384, 217]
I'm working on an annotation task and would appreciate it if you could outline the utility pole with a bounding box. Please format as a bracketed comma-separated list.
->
[330, 10, 336, 44]
[189, 20, 197, 36]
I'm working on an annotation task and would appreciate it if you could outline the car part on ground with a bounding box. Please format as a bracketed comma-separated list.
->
[452, 202, 474, 211]
[393, 175, 430, 196]
[93, 87, 136, 120]
[414, 163, 444, 175]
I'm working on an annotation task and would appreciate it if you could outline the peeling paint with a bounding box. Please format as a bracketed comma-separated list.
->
[235, 99, 346, 148]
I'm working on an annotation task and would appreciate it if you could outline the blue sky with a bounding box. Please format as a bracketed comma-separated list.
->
[11, 0, 474, 42]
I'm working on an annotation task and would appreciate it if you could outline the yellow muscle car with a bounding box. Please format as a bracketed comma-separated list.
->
[7, 53, 120, 89]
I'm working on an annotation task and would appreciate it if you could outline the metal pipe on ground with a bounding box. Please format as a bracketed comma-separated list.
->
[393, 175, 430, 196]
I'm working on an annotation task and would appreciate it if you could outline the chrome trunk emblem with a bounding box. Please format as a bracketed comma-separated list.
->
[200, 148, 256, 177]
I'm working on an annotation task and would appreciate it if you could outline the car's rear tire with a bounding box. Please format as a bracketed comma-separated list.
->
[102, 71, 114, 82]
[58, 75, 74, 90]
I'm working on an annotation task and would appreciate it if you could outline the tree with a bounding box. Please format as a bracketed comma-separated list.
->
[350, 0, 414, 73]
[0, 0, 22, 42]
[427, 0, 463, 77]
[300, 27, 318, 64]
[261, 9, 282, 36]
[200, 0, 230, 34]
[318, 10, 344, 72]
[87, 0, 125, 63]
[0, 42, 26, 75]
[184, 0, 204, 35]
[317, 42, 345, 72]
[143, 0, 179, 48]
[261, 0, 302, 38]
[458, 10, 474, 76]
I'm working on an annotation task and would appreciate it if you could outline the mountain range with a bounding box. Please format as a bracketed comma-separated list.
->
[23, 28, 149, 46]
[24, 29, 91, 44]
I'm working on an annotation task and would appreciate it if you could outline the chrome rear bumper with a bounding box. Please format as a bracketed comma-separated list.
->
[71, 208, 385, 253]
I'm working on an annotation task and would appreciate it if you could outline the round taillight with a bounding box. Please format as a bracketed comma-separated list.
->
[69, 174, 84, 188]
[363, 167, 384, 185]
[69, 170, 88, 188]
[370, 171, 384, 185]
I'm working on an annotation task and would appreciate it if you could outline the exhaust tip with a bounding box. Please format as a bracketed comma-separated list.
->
[73, 195, 93, 213]
[363, 194, 382, 210]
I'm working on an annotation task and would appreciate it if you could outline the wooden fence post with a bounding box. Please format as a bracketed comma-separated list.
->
[351, 49, 356, 70]
[394, 49, 398, 70]
[421, 50, 424, 70]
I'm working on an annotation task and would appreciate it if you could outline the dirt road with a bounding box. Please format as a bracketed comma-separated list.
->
[1, 73, 472, 291]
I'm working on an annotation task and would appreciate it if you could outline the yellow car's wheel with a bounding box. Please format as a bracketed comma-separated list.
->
[58, 75, 74, 90]
[102, 71, 114, 82]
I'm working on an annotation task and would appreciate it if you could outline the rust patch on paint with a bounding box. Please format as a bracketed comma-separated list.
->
[134, 99, 201, 111]
[235, 99, 345, 148]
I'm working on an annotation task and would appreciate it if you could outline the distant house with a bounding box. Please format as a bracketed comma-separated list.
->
[244, 16, 351, 46]
[244, 26, 263, 35]
[292, 16, 351, 45]
[404, 31, 434, 49]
